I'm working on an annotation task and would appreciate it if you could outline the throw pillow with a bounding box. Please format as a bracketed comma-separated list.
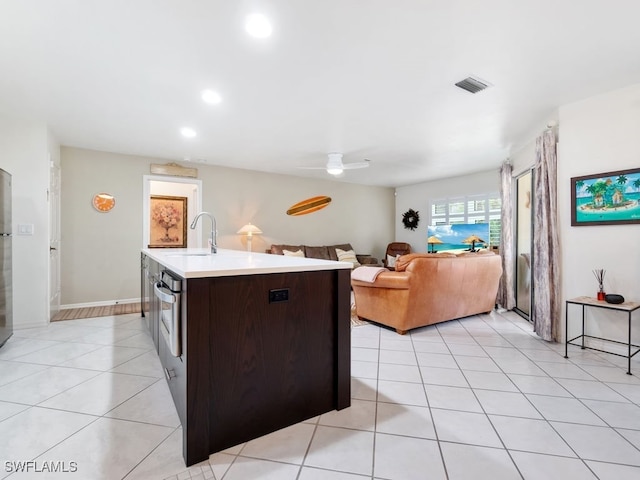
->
[282, 249, 305, 257]
[386, 254, 401, 268]
[335, 248, 361, 268]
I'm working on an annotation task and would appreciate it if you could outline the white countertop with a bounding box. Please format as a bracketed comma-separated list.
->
[142, 248, 352, 278]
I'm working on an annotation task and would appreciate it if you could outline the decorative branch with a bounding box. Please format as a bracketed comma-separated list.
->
[592, 269, 606, 289]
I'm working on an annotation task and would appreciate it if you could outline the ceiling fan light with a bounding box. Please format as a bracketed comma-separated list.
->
[327, 167, 343, 175]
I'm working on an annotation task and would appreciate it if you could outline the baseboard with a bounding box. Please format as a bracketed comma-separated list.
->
[13, 319, 49, 330]
[60, 298, 141, 310]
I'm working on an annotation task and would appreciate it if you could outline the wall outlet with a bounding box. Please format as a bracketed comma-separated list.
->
[269, 288, 289, 303]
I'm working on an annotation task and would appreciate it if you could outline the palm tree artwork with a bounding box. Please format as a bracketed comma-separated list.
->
[583, 178, 628, 209]
[574, 169, 640, 224]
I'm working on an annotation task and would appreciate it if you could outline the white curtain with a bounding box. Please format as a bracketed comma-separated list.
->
[497, 162, 515, 310]
[532, 129, 560, 341]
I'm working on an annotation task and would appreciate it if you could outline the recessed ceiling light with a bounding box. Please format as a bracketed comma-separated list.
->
[245, 13, 272, 38]
[180, 127, 197, 138]
[201, 89, 222, 105]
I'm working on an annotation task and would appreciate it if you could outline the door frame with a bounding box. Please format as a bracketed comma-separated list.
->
[514, 168, 534, 320]
[48, 157, 61, 321]
[143, 175, 202, 249]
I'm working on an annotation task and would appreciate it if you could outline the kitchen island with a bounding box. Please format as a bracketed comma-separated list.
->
[141, 248, 352, 466]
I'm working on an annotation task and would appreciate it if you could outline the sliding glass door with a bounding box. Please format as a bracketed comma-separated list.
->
[515, 170, 532, 319]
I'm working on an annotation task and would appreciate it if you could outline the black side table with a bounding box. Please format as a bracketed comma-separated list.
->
[565, 296, 640, 375]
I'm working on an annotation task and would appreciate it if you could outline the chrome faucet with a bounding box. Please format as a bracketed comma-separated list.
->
[190, 212, 217, 254]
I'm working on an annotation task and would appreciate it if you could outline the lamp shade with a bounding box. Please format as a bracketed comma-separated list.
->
[236, 223, 263, 236]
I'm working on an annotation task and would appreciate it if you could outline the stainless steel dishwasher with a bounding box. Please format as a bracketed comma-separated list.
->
[154, 270, 182, 357]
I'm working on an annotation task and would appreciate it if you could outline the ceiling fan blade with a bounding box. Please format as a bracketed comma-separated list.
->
[341, 160, 370, 170]
[296, 154, 370, 174]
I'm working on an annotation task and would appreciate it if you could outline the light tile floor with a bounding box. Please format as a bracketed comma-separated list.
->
[1, 310, 640, 479]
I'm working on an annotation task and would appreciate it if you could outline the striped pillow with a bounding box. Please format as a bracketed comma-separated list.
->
[335, 248, 361, 268]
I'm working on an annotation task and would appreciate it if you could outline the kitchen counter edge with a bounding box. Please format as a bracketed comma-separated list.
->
[142, 248, 353, 278]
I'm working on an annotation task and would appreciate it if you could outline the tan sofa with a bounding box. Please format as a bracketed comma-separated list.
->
[269, 243, 380, 266]
[351, 251, 502, 334]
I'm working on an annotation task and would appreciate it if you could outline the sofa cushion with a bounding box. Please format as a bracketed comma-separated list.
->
[304, 245, 331, 260]
[271, 244, 304, 255]
[283, 249, 305, 257]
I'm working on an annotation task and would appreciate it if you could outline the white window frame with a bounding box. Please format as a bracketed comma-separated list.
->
[430, 193, 501, 246]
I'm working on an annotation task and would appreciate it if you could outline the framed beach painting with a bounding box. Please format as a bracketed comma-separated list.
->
[148, 195, 187, 247]
[426, 224, 490, 253]
[571, 168, 640, 226]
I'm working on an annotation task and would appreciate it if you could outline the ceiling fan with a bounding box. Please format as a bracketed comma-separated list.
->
[299, 153, 370, 176]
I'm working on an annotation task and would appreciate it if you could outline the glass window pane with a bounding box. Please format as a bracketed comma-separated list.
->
[432, 203, 446, 216]
[449, 201, 465, 215]
[429, 194, 502, 247]
[489, 218, 501, 246]
[467, 200, 486, 214]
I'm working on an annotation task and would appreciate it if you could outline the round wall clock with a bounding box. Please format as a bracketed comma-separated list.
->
[92, 193, 115, 212]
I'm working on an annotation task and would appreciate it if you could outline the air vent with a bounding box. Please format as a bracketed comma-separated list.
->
[455, 77, 490, 94]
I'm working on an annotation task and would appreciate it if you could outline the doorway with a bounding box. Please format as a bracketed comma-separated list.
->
[142, 176, 202, 249]
[49, 160, 61, 320]
[515, 170, 532, 319]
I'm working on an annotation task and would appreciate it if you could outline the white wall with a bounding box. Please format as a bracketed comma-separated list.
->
[395, 170, 501, 253]
[61, 147, 395, 305]
[558, 82, 640, 348]
[0, 116, 54, 328]
[511, 139, 536, 177]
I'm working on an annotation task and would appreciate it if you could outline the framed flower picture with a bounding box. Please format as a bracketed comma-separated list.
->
[148, 195, 187, 248]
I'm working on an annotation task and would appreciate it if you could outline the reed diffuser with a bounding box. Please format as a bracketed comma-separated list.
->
[592, 269, 606, 300]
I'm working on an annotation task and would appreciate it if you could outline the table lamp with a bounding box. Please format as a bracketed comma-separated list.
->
[237, 223, 263, 252]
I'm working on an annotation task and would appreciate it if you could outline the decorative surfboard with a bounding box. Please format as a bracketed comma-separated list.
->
[286, 196, 332, 216]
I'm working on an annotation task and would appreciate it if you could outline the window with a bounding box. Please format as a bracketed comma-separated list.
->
[430, 193, 502, 246]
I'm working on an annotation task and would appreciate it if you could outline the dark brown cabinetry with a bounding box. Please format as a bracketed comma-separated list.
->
[141, 253, 160, 353]
[142, 258, 351, 467]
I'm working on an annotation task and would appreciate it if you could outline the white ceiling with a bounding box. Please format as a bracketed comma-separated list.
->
[1, 0, 640, 187]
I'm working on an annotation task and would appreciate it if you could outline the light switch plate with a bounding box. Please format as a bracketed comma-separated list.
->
[17, 224, 34, 235]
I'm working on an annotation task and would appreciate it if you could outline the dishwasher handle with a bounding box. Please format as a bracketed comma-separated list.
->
[154, 282, 177, 304]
